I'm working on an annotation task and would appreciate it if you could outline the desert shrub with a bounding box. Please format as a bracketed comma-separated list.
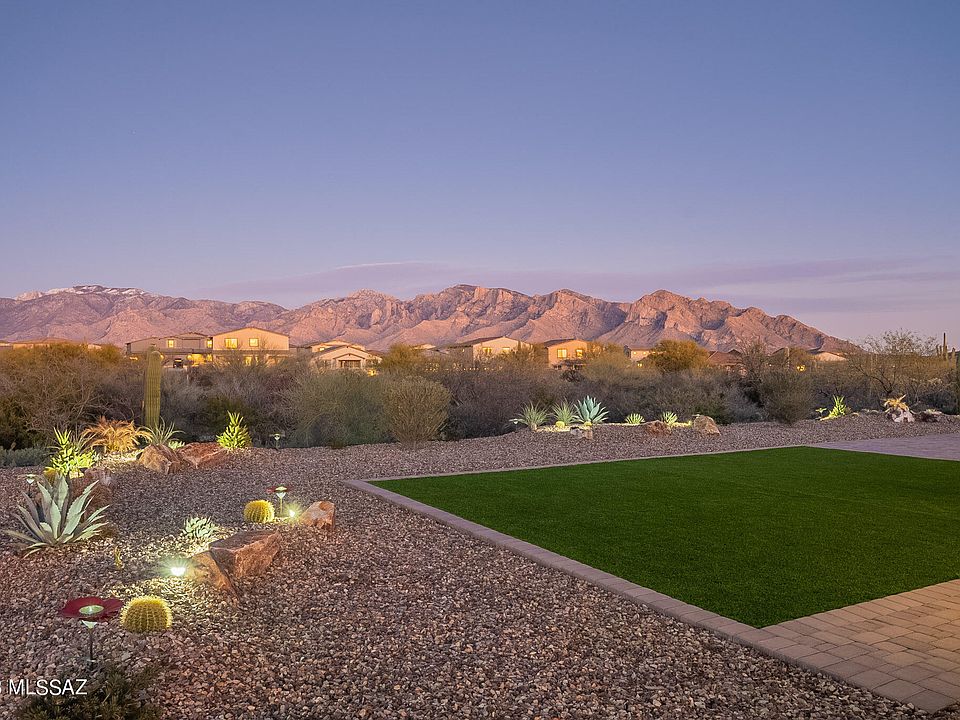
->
[383, 375, 451, 444]
[286, 371, 388, 447]
[89, 416, 142, 454]
[160, 372, 208, 440]
[647, 340, 710, 373]
[15, 663, 161, 719]
[758, 368, 814, 424]
[0, 446, 50, 467]
[436, 365, 568, 438]
[643, 371, 759, 424]
[511, 402, 549, 430]
[141, 419, 181, 447]
[376, 344, 429, 374]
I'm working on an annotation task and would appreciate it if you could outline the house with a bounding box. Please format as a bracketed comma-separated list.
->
[309, 341, 379, 370]
[210, 326, 289, 353]
[444, 335, 531, 365]
[1, 337, 105, 351]
[125, 327, 292, 366]
[629, 347, 654, 367]
[543, 338, 591, 368]
[126, 332, 211, 361]
[810, 349, 847, 363]
[707, 350, 744, 372]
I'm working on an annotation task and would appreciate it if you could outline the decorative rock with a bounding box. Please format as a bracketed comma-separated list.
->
[187, 551, 239, 603]
[178, 442, 229, 470]
[138, 444, 183, 474]
[641, 420, 672, 435]
[209, 530, 281, 579]
[570, 427, 594, 440]
[886, 407, 915, 423]
[918, 409, 944, 423]
[299, 501, 336, 531]
[692, 415, 720, 435]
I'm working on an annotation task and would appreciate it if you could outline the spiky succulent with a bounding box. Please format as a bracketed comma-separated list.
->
[551, 400, 576, 427]
[217, 412, 252, 450]
[141, 419, 181, 448]
[89, 417, 143, 455]
[883, 395, 910, 412]
[121, 596, 172, 633]
[4, 473, 109, 555]
[660, 410, 679, 426]
[624, 413, 645, 425]
[818, 395, 850, 421]
[181, 515, 218, 544]
[243, 499, 275, 523]
[511, 402, 549, 430]
[573, 396, 609, 425]
[47, 428, 97, 479]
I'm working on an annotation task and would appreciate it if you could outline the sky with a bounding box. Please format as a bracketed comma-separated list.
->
[1, 1, 958, 345]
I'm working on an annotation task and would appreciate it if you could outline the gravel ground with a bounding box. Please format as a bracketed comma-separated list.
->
[1, 416, 959, 719]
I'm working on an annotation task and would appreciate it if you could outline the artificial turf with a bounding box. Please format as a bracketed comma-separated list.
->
[375, 447, 960, 627]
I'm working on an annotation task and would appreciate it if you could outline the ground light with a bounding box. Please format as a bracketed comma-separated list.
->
[60, 596, 122, 664]
[268, 485, 289, 515]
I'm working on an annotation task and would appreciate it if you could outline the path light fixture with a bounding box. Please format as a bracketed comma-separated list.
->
[60, 596, 123, 664]
[268, 485, 289, 515]
[272, 433, 284, 451]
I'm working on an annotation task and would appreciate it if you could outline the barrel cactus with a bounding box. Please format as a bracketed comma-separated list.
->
[143, 347, 163, 431]
[121, 596, 172, 633]
[243, 499, 275, 524]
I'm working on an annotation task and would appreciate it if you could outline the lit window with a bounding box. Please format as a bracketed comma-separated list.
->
[224, 338, 238, 349]
[557, 348, 568, 359]
[249, 338, 260, 348]
[481, 347, 493, 356]
[575, 348, 584, 359]
[206, 339, 213, 348]
[166, 339, 176, 348]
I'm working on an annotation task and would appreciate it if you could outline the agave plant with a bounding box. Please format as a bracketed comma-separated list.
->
[550, 400, 577, 428]
[573, 396, 609, 426]
[818, 395, 850, 421]
[141, 419, 181, 448]
[217, 412, 252, 449]
[47, 428, 98, 479]
[660, 411, 679, 427]
[4, 473, 109, 555]
[182, 515, 218, 544]
[511, 402, 549, 431]
[90, 417, 144, 455]
[624, 413, 645, 425]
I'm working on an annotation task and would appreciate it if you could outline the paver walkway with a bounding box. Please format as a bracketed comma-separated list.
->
[817, 431, 960, 461]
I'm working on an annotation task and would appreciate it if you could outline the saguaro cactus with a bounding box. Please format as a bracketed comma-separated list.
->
[144, 346, 162, 430]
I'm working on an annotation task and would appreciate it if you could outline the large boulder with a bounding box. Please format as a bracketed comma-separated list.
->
[918, 409, 944, 423]
[692, 415, 720, 435]
[299, 501, 336, 531]
[642, 420, 672, 436]
[209, 530, 281, 579]
[187, 551, 239, 603]
[138, 444, 183, 474]
[886, 407, 915, 423]
[70, 467, 114, 509]
[570, 426, 594, 440]
[178, 442, 229, 470]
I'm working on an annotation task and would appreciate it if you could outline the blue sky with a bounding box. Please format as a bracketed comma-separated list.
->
[1, 2, 958, 343]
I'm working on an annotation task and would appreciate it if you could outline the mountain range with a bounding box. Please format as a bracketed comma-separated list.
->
[0, 284, 856, 352]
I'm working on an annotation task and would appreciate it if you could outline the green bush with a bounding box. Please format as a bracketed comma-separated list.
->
[384, 376, 451, 444]
[0, 446, 50, 467]
[759, 369, 814, 425]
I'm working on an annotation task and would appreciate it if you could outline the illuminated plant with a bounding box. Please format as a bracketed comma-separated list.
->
[47, 428, 97, 479]
[121, 596, 172, 633]
[884, 395, 910, 413]
[551, 400, 576, 428]
[181, 515, 218, 545]
[143, 347, 163, 431]
[140, 419, 181, 448]
[4, 473, 109, 555]
[217, 412, 252, 449]
[573, 396, 608, 426]
[243, 499, 275, 523]
[89, 417, 143, 455]
[818, 395, 850, 421]
[624, 413, 645, 425]
[511, 403, 549, 431]
[660, 411, 679, 427]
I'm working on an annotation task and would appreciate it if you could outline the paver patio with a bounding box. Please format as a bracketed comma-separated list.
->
[354, 432, 960, 713]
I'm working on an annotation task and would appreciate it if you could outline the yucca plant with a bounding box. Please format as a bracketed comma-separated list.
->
[217, 412, 252, 449]
[818, 395, 850, 421]
[141, 419, 181, 448]
[47, 428, 97, 479]
[511, 402, 549, 431]
[4, 473, 109, 555]
[660, 411, 679, 427]
[90, 417, 143, 455]
[573, 396, 608, 425]
[551, 400, 576, 428]
[883, 395, 909, 413]
[624, 413, 645, 425]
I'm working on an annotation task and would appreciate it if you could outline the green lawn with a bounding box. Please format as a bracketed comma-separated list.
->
[376, 448, 960, 627]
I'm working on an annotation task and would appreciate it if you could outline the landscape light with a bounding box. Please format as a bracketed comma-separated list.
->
[60, 596, 123, 663]
[170, 564, 187, 578]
